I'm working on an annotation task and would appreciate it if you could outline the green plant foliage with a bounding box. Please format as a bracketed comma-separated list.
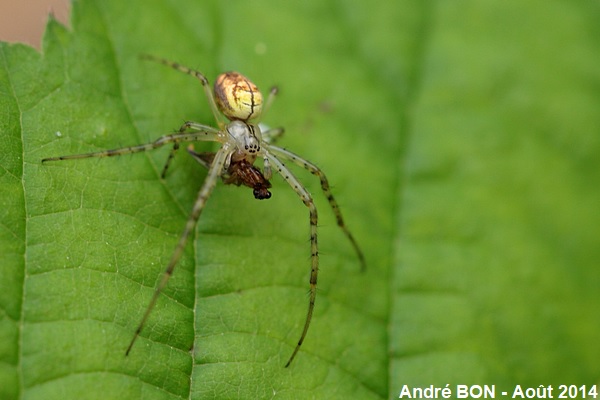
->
[1, 0, 599, 399]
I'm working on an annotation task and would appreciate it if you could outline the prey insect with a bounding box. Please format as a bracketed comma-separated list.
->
[186, 146, 272, 200]
[42, 55, 366, 367]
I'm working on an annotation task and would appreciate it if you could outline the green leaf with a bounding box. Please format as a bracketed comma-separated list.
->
[1, 0, 599, 399]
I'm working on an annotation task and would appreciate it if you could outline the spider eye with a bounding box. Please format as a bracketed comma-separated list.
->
[214, 72, 263, 121]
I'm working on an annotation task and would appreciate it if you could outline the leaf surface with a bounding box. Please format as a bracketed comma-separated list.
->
[1, 1, 599, 399]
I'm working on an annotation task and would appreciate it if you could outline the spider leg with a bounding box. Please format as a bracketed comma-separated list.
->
[261, 128, 285, 179]
[186, 147, 213, 170]
[160, 142, 180, 179]
[41, 127, 221, 163]
[262, 156, 272, 180]
[257, 86, 281, 179]
[265, 153, 318, 367]
[126, 144, 232, 355]
[267, 145, 366, 270]
[261, 127, 285, 144]
[261, 86, 279, 120]
[160, 121, 225, 178]
[140, 54, 224, 127]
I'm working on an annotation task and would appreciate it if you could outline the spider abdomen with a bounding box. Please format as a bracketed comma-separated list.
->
[214, 72, 263, 121]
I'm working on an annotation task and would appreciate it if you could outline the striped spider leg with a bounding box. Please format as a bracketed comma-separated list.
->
[260, 143, 366, 367]
[42, 55, 365, 367]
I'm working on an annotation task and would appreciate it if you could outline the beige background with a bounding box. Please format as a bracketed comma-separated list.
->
[0, 0, 70, 49]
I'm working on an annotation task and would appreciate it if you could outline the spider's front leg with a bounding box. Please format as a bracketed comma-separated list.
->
[268, 146, 366, 270]
[126, 144, 232, 355]
[286, 198, 319, 368]
[264, 152, 319, 367]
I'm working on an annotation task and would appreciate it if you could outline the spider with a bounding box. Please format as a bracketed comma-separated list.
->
[42, 55, 366, 367]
